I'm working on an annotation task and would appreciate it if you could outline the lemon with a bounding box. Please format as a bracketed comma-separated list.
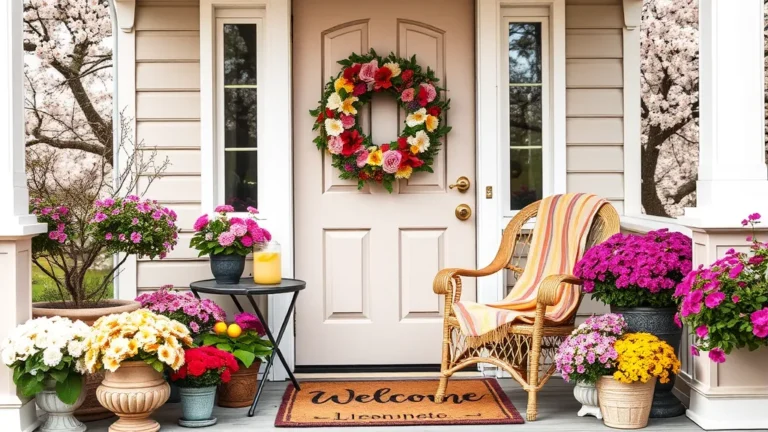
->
[213, 322, 228, 335]
[256, 252, 278, 262]
[227, 323, 243, 338]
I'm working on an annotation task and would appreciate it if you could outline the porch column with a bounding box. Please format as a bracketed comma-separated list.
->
[678, 0, 768, 429]
[0, 1, 47, 431]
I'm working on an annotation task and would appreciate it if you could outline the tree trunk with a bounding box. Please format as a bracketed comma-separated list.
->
[641, 125, 672, 217]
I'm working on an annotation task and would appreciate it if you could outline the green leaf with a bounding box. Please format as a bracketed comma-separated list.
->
[216, 343, 233, 352]
[233, 350, 256, 368]
[55, 374, 82, 405]
[49, 369, 68, 383]
[151, 360, 164, 374]
[17, 373, 43, 398]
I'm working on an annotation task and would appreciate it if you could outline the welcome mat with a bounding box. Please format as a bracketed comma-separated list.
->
[275, 378, 524, 427]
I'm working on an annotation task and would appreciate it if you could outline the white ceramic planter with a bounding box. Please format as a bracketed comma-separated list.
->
[37, 378, 87, 432]
[574, 381, 602, 419]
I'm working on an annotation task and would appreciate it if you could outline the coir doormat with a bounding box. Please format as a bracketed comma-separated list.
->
[275, 378, 524, 427]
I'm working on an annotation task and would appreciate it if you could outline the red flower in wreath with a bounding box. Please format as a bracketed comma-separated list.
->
[340, 130, 363, 156]
[343, 64, 362, 80]
[401, 69, 414, 84]
[374, 67, 393, 90]
[353, 83, 367, 96]
[427, 106, 441, 117]
[417, 87, 429, 107]
[399, 150, 424, 168]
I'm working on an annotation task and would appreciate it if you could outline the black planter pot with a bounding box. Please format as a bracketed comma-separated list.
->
[209, 254, 245, 284]
[610, 306, 686, 418]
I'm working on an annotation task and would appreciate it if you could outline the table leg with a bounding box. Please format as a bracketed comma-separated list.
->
[246, 291, 300, 417]
[229, 295, 245, 313]
[190, 289, 201, 299]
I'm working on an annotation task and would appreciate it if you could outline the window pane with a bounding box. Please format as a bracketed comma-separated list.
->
[223, 24, 257, 85]
[224, 88, 257, 148]
[508, 23, 542, 84]
[509, 85, 543, 210]
[224, 151, 257, 212]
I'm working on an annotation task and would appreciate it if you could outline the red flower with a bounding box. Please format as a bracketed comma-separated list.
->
[359, 172, 370, 181]
[417, 87, 429, 107]
[221, 369, 232, 384]
[171, 367, 187, 380]
[325, 108, 335, 119]
[374, 67, 393, 90]
[399, 150, 424, 168]
[353, 83, 367, 96]
[401, 69, 414, 83]
[343, 64, 362, 80]
[187, 361, 206, 377]
[340, 130, 363, 156]
[381, 144, 390, 152]
[427, 106, 441, 117]
[373, 171, 384, 182]
[315, 112, 324, 124]
[397, 137, 408, 150]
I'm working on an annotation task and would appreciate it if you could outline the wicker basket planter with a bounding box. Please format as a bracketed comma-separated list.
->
[596, 376, 656, 429]
[217, 360, 261, 408]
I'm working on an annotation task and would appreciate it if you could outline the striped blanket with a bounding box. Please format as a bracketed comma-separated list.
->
[453, 193, 605, 338]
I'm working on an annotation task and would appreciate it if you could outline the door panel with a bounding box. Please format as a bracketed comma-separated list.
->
[294, 0, 476, 365]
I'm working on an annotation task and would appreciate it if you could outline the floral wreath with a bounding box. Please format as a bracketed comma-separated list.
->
[310, 49, 451, 192]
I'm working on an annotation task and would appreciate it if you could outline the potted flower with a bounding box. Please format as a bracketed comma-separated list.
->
[573, 229, 691, 417]
[201, 312, 272, 407]
[170, 346, 239, 427]
[555, 313, 627, 420]
[85, 310, 192, 431]
[676, 213, 768, 363]
[1, 317, 90, 432]
[190, 206, 271, 284]
[597, 333, 680, 429]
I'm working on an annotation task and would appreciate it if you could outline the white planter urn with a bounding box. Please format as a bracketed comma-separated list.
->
[574, 381, 602, 419]
[37, 378, 87, 432]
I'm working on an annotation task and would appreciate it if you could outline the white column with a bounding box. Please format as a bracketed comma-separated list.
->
[0, 1, 47, 431]
[682, 0, 768, 226]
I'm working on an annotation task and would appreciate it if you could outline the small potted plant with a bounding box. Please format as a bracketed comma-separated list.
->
[555, 313, 627, 419]
[1, 317, 91, 432]
[201, 312, 272, 407]
[597, 333, 680, 429]
[676, 213, 768, 363]
[573, 229, 691, 417]
[190, 206, 271, 284]
[85, 310, 192, 431]
[170, 346, 239, 427]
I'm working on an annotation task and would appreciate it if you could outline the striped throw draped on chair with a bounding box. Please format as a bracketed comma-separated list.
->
[453, 193, 606, 338]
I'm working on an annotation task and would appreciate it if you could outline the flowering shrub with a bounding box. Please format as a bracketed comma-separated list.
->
[170, 346, 239, 388]
[234, 312, 266, 336]
[0, 317, 90, 404]
[676, 213, 768, 363]
[555, 314, 627, 384]
[201, 313, 271, 368]
[612, 333, 680, 384]
[84, 310, 193, 373]
[30, 199, 73, 253]
[190, 206, 271, 257]
[135, 285, 226, 335]
[574, 229, 692, 308]
[90, 196, 179, 259]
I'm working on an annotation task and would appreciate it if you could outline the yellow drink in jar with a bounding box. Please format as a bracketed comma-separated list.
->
[253, 245, 281, 284]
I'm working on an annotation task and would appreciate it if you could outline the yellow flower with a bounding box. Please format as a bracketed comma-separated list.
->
[410, 145, 420, 154]
[171, 350, 185, 371]
[395, 165, 413, 179]
[340, 96, 359, 115]
[103, 356, 120, 372]
[383, 62, 401, 77]
[613, 333, 680, 384]
[407, 130, 430, 153]
[367, 149, 383, 166]
[406, 108, 427, 127]
[334, 77, 354, 93]
[425, 115, 439, 132]
[324, 118, 344, 137]
[157, 344, 176, 366]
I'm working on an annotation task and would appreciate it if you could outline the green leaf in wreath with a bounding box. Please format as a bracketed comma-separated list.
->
[233, 350, 256, 368]
[55, 373, 82, 405]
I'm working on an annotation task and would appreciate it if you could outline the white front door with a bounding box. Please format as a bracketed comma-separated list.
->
[293, 0, 476, 366]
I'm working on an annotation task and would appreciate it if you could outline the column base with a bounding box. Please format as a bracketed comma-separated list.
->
[687, 391, 768, 430]
[0, 397, 42, 432]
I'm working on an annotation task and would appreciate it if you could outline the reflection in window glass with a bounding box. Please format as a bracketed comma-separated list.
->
[223, 24, 258, 211]
[509, 22, 543, 210]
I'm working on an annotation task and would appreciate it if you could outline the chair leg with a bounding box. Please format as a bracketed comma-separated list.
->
[526, 388, 538, 421]
[526, 304, 546, 421]
[435, 316, 453, 403]
[435, 375, 449, 403]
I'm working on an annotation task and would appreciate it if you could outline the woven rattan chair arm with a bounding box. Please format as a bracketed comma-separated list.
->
[505, 265, 525, 275]
[432, 265, 501, 296]
[536, 274, 582, 306]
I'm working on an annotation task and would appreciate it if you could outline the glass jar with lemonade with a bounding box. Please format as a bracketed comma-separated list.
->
[253, 241, 282, 284]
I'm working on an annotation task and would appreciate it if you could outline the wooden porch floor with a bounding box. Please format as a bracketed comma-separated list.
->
[86, 378, 703, 431]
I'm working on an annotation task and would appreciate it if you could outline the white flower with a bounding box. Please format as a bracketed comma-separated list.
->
[407, 131, 431, 153]
[324, 119, 344, 137]
[326, 93, 342, 111]
[406, 108, 428, 127]
[383, 62, 401, 77]
[42, 347, 63, 367]
[67, 340, 85, 358]
[1, 347, 16, 366]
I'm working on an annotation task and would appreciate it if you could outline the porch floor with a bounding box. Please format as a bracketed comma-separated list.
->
[86, 378, 702, 431]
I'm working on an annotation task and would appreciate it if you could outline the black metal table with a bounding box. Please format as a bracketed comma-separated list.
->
[189, 278, 306, 416]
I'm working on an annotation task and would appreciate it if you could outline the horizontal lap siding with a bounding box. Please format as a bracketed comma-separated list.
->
[135, 2, 203, 293]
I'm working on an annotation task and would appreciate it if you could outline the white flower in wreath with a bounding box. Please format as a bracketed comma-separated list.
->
[324, 118, 344, 137]
[406, 108, 428, 127]
[383, 62, 401, 77]
[326, 93, 342, 111]
[407, 130, 430, 153]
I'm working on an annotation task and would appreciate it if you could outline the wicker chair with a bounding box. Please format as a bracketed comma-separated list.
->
[433, 199, 619, 421]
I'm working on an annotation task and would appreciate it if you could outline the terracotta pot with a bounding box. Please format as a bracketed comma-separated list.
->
[37, 378, 87, 432]
[597, 376, 656, 429]
[96, 361, 170, 432]
[33, 299, 141, 422]
[217, 360, 262, 408]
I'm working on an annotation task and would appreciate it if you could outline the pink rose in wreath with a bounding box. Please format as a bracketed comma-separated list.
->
[401, 88, 414, 102]
[382, 150, 402, 174]
[328, 136, 344, 155]
[340, 114, 355, 129]
[356, 150, 370, 168]
[359, 60, 379, 83]
[420, 83, 437, 103]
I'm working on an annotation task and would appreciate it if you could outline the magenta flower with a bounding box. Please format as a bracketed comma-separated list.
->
[246, 207, 259, 214]
[93, 212, 107, 223]
[695, 325, 708, 339]
[704, 292, 725, 309]
[131, 218, 139, 225]
[193, 215, 209, 231]
[152, 211, 163, 220]
[215, 205, 235, 213]
[708, 348, 726, 363]
[241, 235, 254, 248]
[105, 233, 113, 240]
[690, 345, 700, 357]
[130, 232, 142, 244]
[732, 295, 740, 303]
[230, 223, 248, 237]
[234, 312, 266, 336]
[751, 308, 768, 338]
[218, 232, 235, 247]
[119, 234, 126, 241]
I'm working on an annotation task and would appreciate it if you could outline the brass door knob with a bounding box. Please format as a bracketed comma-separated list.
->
[449, 176, 471, 193]
[455, 204, 472, 221]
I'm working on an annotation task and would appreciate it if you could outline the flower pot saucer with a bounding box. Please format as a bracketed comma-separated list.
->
[178, 417, 218, 428]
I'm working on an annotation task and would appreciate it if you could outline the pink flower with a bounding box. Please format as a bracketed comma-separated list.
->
[728, 263, 744, 279]
[420, 83, 437, 103]
[193, 215, 209, 231]
[218, 232, 235, 247]
[381, 150, 402, 174]
[742, 219, 749, 226]
[356, 150, 370, 168]
[105, 233, 113, 240]
[230, 223, 248, 237]
[340, 114, 355, 129]
[673, 313, 682, 328]
[189, 322, 200, 333]
[152, 210, 163, 220]
[111, 208, 121, 215]
[353, 83, 367, 96]
[750, 308, 768, 338]
[708, 347, 726, 363]
[131, 218, 139, 225]
[732, 294, 740, 303]
[704, 291, 725, 309]
[241, 235, 254, 248]
[119, 234, 126, 241]
[130, 232, 142, 244]
[401, 88, 415, 102]
[359, 60, 378, 83]
[328, 136, 344, 155]
[215, 205, 235, 213]
[749, 212, 761, 221]
[690, 345, 700, 357]
[93, 212, 107, 223]
[246, 206, 259, 214]
[695, 325, 708, 339]
[748, 255, 764, 265]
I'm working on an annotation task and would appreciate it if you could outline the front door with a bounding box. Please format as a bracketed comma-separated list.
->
[293, 0, 476, 366]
